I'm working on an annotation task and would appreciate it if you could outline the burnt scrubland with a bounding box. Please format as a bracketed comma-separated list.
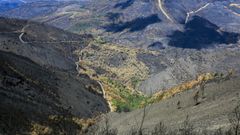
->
[0, 0, 240, 134]
[87, 76, 240, 135]
[0, 18, 108, 134]
[1, 17, 239, 134]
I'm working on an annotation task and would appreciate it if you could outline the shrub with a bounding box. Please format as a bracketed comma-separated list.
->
[228, 102, 240, 135]
[151, 122, 168, 135]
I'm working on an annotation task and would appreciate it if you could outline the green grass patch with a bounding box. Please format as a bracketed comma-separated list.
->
[112, 94, 148, 112]
[130, 76, 142, 89]
[106, 78, 149, 112]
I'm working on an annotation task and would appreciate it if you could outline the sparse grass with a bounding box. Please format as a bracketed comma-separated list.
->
[147, 71, 234, 104]
[0, 105, 97, 135]
[75, 38, 153, 111]
[76, 38, 235, 112]
[110, 81, 149, 112]
[101, 77, 149, 112]
[130, 76, 142, 89]
[30, 115, 97, 135]
[88, 102, 240, 135]
[79, 37, 151, 84]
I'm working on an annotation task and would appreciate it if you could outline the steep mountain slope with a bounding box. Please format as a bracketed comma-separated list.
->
[95, 76, 240, 134]
[2, 0, 240, 95]
[87, 0, 240, 48]
[138, 46, 240, 94]
[0, 18, 109, 134]
[0, 0, 24, 12]
[0, 17, 92, 70]
[0, 0, 89, 30]
[89, 0, 240, 94]
[0, 51, 108, 117]
[2, 0, 240, 47]
[0, 1, 240, 134]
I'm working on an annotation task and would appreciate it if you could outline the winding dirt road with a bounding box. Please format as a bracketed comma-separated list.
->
[96, 81, 114, 112]
[18, 23, 87, 44]
[157, 0, 174, 22]
[185, 3, 210, 24]
[19, 33, 26, 43]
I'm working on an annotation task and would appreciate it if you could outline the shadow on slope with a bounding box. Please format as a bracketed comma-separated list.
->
[0, 51, 108, 117]
[0, 1, 22, 12]
[103, 14, 161, 32]
[168, 16, 239, 49]
[106, 12, 122, 22]
[114, 0, 135, 9]
[0, 104, 83, 135]
[0, 50, 109, 134]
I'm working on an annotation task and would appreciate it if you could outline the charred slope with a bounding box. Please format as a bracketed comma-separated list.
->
[168, 16, 239, 49]
[0, 50, 108, 134]
[0, 0, 24, 12]
[2, 0, 240, 48]
[0, 17, 92, 71]
[0, 18, 108, 134]
[0, 1, 63, 19]
[96, 76, 240, 134]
